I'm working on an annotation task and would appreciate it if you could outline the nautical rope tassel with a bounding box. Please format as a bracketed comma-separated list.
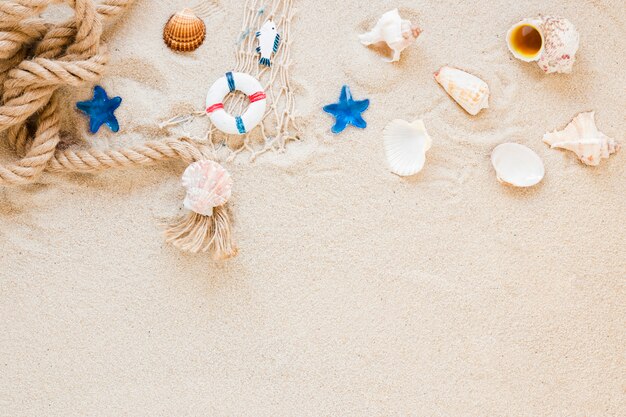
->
[165, 160, 237, 260]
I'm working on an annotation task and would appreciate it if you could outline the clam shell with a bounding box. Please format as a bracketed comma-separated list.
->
[164, 8, 206, 52]
[434, 66, 489, 116]
[383, 119, 432, 176]
[491, 143, 545, 187]
[543, 111, 619, 166]
[181, 160, 233, 216]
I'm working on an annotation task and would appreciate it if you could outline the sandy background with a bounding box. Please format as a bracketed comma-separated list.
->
[1, 0, 625, 415]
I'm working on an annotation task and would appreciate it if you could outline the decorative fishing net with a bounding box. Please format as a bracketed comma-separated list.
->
[162, 0, 300, 162]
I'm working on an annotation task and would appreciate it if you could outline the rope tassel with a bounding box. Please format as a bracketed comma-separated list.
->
[165, 160, 238, 260]
[165, 207, 237, 259]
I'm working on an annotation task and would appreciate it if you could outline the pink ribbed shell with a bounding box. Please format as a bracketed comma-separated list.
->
[181, 160, 233, 216]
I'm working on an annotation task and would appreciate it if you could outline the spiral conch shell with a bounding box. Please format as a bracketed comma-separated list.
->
[358, 9, 422, 63]
[507, 16, 580, 74]
[434, 66, 490, 116]
[163, 8, 206, 52]
[181, 160, 233, 216]
[543, 112, 619, 166]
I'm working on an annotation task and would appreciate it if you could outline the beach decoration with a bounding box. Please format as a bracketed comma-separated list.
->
[181, 160, 233, 216]
[0, 0, 239, 258]
[434, 66, 490, 116]
[359, 8, 422, 62]
[543, 112, 619, 166]
[163, 8, 207, 52]
[506, 16, 580, 74]
[76, 86, 122, 134]
[166, 160, 237, 259]
[323, 85, 370, 134]
[383, 119, 432, 177]
[162, 0, 300, 160]
[0, 0, 211, 190]
[491, 143, 545, 187]
[256, 19, 280, 66]
[205, 72, 267, 135]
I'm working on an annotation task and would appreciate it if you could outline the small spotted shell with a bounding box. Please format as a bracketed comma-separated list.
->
[434, 66, 490, 116]
[181, 160, 233, 216]
[506, 16, 580, 74]
[163, 8, 206, 52]
[536, 16, 580, 74]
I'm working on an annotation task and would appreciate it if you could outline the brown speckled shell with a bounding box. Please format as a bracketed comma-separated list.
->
[163, 8, 206, 52]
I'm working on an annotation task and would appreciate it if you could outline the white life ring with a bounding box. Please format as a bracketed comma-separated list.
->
[205, 72, 267, 135]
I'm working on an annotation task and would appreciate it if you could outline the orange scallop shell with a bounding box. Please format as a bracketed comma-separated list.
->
[163, 8, 206, 52]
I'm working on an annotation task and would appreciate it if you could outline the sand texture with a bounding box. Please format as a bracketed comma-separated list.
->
[1, 0, 625, 415]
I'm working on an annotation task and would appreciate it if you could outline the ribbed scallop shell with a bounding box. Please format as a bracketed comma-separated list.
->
[383, 119, 432, 176]
[434, 66, 489, 116]
[163, 8, 206, 52]
[181, 160, 233, 216]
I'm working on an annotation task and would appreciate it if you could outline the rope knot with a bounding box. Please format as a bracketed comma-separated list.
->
[0, 0, 135, 185]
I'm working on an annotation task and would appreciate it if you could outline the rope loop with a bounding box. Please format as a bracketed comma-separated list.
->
[0, 0, 204, 186]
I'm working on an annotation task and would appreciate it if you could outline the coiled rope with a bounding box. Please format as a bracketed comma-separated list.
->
[0, 0, 210, 186]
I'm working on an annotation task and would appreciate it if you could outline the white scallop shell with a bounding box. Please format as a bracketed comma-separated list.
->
[491, 143, 545, 187]
[358, 9, 422, 63]
[181, 160, 233, 216]
[543, 111, 619, 166]
[434, 66, 489, 116]
[383, 119, 432, 176]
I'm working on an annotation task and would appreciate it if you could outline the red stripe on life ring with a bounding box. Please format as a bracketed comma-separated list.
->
[248, 92, 267, 103]
[206, 103, 224, 113]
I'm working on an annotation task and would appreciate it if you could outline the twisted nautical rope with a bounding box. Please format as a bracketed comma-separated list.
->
[0, 0, 209, 185]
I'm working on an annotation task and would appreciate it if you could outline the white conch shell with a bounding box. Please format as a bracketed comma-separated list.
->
[358, 8, 422, 63]
[383, 119, 432, 176]
[543, 111, 619, 166]
[434, 66, 490, 116]
[507, 16, 580, 74]
[491, 143, 545, 187]
[181, 160, 233, 216]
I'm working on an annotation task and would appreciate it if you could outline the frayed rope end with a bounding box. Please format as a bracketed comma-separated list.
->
[164, 206, 238, 260]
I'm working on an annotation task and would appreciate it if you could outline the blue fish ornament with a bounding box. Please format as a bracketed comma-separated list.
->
[256, 20, 280, 67]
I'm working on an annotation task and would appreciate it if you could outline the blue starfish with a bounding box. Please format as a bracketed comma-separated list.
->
[76, 86, 122, 134]
[323, 85, 370, 134]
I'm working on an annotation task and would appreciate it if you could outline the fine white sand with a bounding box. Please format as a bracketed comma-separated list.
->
[1, 0, 625, 415]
